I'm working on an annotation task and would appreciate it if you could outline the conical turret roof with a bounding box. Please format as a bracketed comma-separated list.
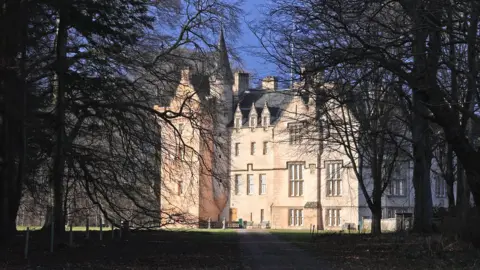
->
[216, 27, 234, 84]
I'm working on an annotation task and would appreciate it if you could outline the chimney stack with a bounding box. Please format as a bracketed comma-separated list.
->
[233, 72, 250, 95]
[262, 76, 278, 91]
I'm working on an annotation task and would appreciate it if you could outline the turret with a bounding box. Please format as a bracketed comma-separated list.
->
[211, 27, 234, 123]
[215, 28, 234, 84]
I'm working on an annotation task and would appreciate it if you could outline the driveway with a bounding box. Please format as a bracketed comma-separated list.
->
[237, 230, 330, 270]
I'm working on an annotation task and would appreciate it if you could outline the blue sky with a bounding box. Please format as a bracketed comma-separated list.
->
[235, 0, 277, 83]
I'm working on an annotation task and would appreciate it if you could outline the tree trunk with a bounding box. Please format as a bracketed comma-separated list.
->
[454, 1, 478, 234]
[411, 90, 433, 233]
[0, 0, 25, 244]
[446, 145, 456, 213]
[371, 160, 383, 235]
[445, 0, 457, 215]
[371, 203, 382, 235]
[456, 163, 470, 229]
[0, 115, 15, 243]
[44, 5, 69, 235]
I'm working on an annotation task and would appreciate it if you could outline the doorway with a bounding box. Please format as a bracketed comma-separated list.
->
[229, 208, 237, 221]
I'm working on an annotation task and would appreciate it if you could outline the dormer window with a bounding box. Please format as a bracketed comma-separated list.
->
[250, 116, 256, 128]
[235, 117, 241, 129]
[234, 104, 242, 130]
[249, 103, 258, 129]
[262, 116, 269, 127]
[261, 102, 270, 128]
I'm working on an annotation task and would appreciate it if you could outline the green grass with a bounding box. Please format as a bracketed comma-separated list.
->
[16, 226, 42, 231]
[270, 229, 359, 242]
[4, 229, 242, 269]
[17, 225, 237, 233]
[163, 228, 237, 233]
[17, 226, 114, 231]
[271, 230, 479, 269]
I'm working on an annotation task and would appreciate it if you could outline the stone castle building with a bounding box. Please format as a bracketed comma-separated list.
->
[155, 30, 449, 230]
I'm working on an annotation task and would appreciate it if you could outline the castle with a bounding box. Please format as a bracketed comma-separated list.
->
[155, 30, 449, 230]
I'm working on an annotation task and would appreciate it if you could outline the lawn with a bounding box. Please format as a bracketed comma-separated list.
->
[271, 230, 480, 269]
[17, 226, 115, 231]
[1, 229, 242, 269]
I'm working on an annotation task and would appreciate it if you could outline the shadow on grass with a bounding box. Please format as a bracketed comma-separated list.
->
[1, 229, 242, 269]
[271, 231, 480, 270]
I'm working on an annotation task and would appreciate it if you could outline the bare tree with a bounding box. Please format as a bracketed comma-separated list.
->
[1, 0, 242, 242]
[255, 0, 480, 233]
[294, 66, 409, 234]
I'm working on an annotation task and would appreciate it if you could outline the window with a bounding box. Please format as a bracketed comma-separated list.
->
[326, 162, 342, 196]
[289, 124, 302, 144]
[326, 209, 341, 227]
[389, 178, 406, 196]
[247, 174, 254, 195]
[234, 175, 242, 195]
[262, 116, 269, 127]
[235, 143, 240, 156]
[259, 174, 267, 195]
[177, 181, 183, 195]
[250, 116, 256, 127]
[288, 209, 304, 226]
[263, 141, 268, 155]
[389, 164, 406, 196]
[251, 142, 256, 155]
[260, 209, 264, 223]
[288, 164, 304, 197]
[435, 175, 446, 198]
[386, 208, 406, 219]
[235, 117, 241, 128]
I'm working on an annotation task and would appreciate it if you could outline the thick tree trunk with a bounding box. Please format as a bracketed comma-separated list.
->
[371, 203, 382, 235]
[408, 1, 435, 233]
[0, 61, 25, 245]
[446, 145, 456, 213]
[0, 79, 24, 244]
[411, 90, 433, 233]
[456, 164, 471, 231]
[44, 6, 69, 235]
[371, 164, 383, 235]
[445, 2, 457, 215]
[0, 0, 24, 244]
[454, 2, 478, 233]
[0, 115, 15, 243]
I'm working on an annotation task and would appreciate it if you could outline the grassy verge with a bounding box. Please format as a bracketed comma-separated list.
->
[162, 228, 237, 233]
[272, 231, 480, 269]
[2, 229, 242, 269]
[17, 226, 114, 231]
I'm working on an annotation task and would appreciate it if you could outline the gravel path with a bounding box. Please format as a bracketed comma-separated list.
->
[237, 230, 330, 270]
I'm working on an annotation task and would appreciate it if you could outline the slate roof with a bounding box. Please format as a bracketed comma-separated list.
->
[229, 89, 308, 127]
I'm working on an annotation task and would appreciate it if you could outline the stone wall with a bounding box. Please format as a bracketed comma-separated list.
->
[362, 218, 397, 232]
